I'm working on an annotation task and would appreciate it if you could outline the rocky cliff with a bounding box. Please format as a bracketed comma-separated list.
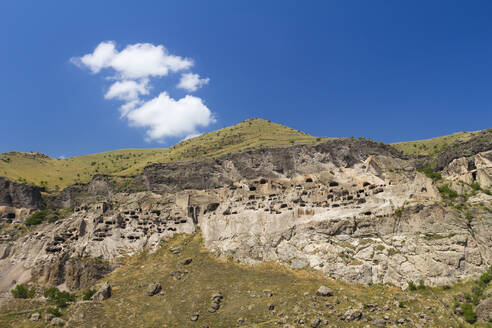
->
[0, 139, 491, 307]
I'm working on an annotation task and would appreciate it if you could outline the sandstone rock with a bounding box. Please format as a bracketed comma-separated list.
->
[316, 286, 333, 297]
[147, 283, 162, 296]
[343, 309, 362, 321]
[475, 297, 492, 322]
[29, 312, 40, 321]
[50, 317, 65, 326]
[92, 281, 111, 301]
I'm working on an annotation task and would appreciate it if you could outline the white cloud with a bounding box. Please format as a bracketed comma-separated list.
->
[105, 79, 150, 102]
[74, 41, 117, 73]
[72, 41, 214, 141]
[72, 41, 193, 79]
[127, 92, 215, 141]
[177, 73, 210, 92]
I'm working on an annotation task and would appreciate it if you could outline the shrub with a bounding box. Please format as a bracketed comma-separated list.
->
[479, 268, 492, 284]
[11, 284, 35, 299]
[408, 281, 417, 291]
[82, 289, 97, 301]
[25, 210, 48, 226]
[44, 287, 76, 308]
[417, 279, 426, 290]
[417, 167, 442, 181]
[470, 182, 481, 191]
[461, 303, 477, 324]
[46, 307, 62, 317]
[438, 184, 458, 200]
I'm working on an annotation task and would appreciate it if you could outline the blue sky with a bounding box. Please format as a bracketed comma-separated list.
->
[1, 1, 491, 157]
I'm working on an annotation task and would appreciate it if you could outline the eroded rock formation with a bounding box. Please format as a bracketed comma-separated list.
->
[0, 140, 491, 305]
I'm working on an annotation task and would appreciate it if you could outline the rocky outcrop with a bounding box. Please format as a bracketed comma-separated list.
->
[0, 139, 491, 305]
[138, 139, 405, 193]
[436, 129, 492, 170]
[0, 177, 43, 209]
[442, 149, 492, 189]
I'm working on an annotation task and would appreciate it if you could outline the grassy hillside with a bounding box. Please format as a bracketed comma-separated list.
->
[1, 233, 488, 327]
[0, 119, 327, 190]
[391, 130, 480, 156]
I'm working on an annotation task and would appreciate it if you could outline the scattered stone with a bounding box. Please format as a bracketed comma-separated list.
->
[45, 313, 54, 322]
[263, 289, 273, 297]
[147, 283, 162, 296]
[316, 285, 333, 297]
[372, 318, 386, 327]
[170, 270, 188, 280]
[92, 281, 112, 301]
[343, 309, 362, 321]
[396, 318, 406, 324]
[181, 258, 193, 265]
[237, 317, 245, 325]
[310, 318, 321, 328]
[170, 246, 183, 254]
[30, 312, 40, 321]
[268, 303, 275, 311]
[190, 313, 199, 321]
[50, 317, 65, 326]
[208, 292, 223, 313]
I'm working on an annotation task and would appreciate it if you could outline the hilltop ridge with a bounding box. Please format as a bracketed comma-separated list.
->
[1, 118, 491, 191]
[0, 119, 328, 190]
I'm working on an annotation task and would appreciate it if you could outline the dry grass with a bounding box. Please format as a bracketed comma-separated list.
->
[391, 130, 479, 156]
[0, 119, 329, 190]
[0, 233, 486, 327]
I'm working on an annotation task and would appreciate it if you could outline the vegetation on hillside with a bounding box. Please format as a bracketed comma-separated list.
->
[391, 130, 479, 156]
[0, 119, 328, 190]
[1, 234, 490, 327]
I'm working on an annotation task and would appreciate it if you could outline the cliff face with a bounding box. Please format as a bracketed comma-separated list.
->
[0, 177, 43, 209]
[0, 140, 491, 304]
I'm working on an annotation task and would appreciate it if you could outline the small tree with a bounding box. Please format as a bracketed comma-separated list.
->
[11, 284, 35, 299]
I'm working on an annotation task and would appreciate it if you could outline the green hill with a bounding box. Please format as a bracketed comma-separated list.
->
[391, 131, 480, 156]
[0, 119, 327, 190]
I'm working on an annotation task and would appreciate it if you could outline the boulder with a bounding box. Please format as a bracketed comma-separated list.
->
[343, 309, 362, 321]
[316, 285, 333, 297]
[475, 297, 492, 322]
[147, 283, 162, 296]
[50, 317, 65, 326]
[29, 312, 40, 321]
[92, 281, 111, 301]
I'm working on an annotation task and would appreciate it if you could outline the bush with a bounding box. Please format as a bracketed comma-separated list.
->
[44, 287, 76, 308]
[438, 184, 458, 200]
[470, 182, 481, 191]
[417, 279, 426, 290]
[82, 289, 97, 301]
[461, 303, 477, 324]
[408, 281, 417, 291]
[417, 167, 442, 181]
[479, 268, 492, 284]
[25, 210, 48, 226]
[11, 284, 35, 299]
[46, 307, 62, 317]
